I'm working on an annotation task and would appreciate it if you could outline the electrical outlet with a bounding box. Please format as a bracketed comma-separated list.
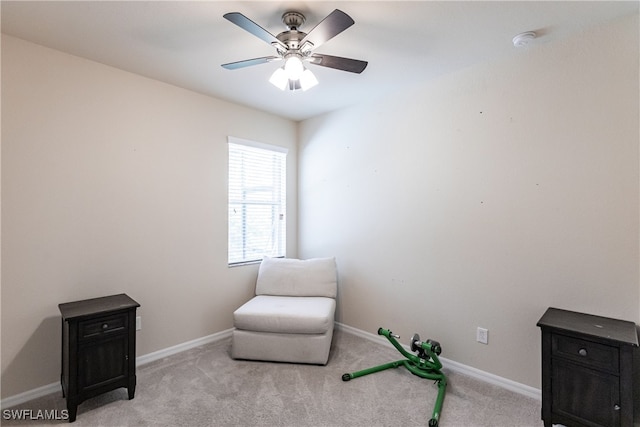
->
[477, 327, 488, 344]
[136, 316, 142, 331]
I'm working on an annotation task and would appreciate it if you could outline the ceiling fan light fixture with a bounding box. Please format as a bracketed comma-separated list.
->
[270, 66, 318, 91]
[300, 69, 318, 91]
[269, 67, 289, 90]
[284, 55, 304, 80]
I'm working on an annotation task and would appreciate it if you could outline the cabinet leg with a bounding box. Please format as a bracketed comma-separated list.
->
[66, 398, 78, 423]
[128, 376, 136, 400]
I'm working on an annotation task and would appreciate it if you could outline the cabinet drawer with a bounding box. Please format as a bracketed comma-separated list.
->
[79, 314, 127, 340]
[552, 333, 619, 373]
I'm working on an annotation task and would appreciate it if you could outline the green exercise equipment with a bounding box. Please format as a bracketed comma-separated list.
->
[341, 327, 447, 427]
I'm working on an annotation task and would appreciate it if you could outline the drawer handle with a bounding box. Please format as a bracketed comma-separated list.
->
[102, 323, 109, 330]
[578, 348, 587, 357]
[614, 404, 620, 411]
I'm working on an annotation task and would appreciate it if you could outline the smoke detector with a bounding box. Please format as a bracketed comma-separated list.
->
[512, 31, 537, 47]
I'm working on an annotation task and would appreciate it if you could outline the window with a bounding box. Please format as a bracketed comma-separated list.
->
[228, 137, 287, 265]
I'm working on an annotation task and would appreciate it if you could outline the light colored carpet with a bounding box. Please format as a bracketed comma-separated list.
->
[3, 329, 543, 426]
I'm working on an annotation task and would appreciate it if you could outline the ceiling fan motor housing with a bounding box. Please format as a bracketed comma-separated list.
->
[282, 11, 305, 30]
[277, 12, 308, 51]
[276, 31, 306, 51]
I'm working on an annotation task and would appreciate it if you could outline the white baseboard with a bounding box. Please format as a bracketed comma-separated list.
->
[335, 322, 541, 401]
[1, 328, 233, 409]
[0, 382, 62, 411]
[135, 328, 233, 366]
[3, 324, 540, 408]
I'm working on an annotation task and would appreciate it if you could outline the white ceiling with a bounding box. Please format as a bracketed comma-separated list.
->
[2, 1, 637, 121]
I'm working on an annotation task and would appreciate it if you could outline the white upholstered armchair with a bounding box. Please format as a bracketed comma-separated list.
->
[231, 256, 338, 365]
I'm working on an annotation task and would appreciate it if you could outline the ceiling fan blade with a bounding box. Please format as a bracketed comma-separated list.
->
[223, 12, 287, 50]
[222, 56, 281, 70]
[308, 54, 368, 74]
[299, 9, 354, 50]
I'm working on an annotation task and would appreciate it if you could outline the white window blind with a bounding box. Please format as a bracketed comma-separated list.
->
[228, 138, 287, 265]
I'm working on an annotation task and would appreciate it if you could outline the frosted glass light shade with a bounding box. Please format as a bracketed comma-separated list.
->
[269, 67, 288, 90]
[269, 64, 319, 91]
[284, 56, 304, 80]
[300, 69, 318, 91]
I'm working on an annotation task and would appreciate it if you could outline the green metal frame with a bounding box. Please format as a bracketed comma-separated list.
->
[342, 328, 447, 427]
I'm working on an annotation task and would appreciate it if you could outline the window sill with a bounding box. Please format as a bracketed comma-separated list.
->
[228, 260, 261, 268]
[228, 256, 285, 268]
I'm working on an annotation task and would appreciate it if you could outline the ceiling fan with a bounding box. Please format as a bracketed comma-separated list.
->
[221, 9, 368, 91]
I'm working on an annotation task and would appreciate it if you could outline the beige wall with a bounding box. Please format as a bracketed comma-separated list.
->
[1, 35, 297, 398]
[298, 14, 639, 388]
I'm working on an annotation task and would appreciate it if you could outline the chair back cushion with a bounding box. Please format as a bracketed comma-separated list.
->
[256, 257, 337, 298]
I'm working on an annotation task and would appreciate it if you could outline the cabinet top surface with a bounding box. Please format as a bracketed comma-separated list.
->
[537, 307, 639, 346]
[59, 293, 140, 320]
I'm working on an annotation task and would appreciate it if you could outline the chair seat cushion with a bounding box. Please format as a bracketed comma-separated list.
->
[233, 295, 336, 334]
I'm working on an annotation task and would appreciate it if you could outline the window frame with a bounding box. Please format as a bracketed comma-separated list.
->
[227, 136, 287, 266]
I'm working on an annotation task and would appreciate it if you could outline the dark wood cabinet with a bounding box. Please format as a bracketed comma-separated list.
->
[537, 307, 639, 427]
[59, 294, 140, 422]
